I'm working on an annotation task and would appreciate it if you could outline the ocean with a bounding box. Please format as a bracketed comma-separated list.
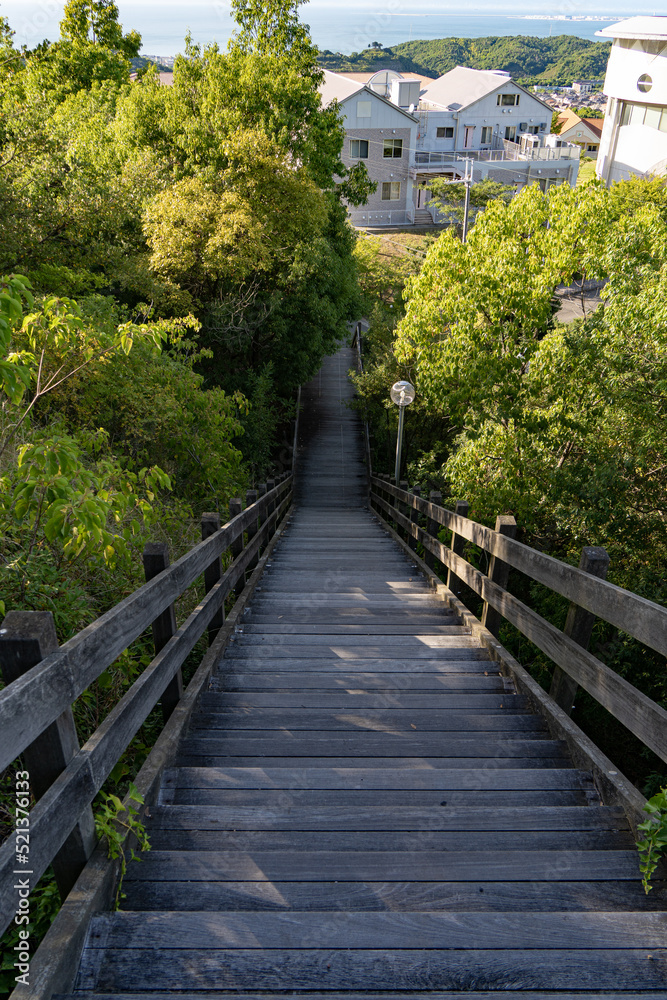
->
[3, 2, 633, 57]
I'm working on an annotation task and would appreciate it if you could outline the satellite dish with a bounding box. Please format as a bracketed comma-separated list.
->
[368, 69, 403, 97]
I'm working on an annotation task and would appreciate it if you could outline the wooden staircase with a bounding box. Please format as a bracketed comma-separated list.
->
[62, 349, 667, 999]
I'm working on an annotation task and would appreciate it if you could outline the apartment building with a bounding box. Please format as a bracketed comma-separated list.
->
[595, 16, 667, 184]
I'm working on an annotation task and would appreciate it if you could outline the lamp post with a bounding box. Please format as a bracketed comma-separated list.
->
[390, 380, 416, 484]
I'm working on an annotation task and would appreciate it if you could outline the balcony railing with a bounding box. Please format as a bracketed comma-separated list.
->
[413, 141, 580, 171]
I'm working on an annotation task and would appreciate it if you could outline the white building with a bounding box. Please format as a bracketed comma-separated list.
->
[596, 16, 667, 184]
[320, 66, 580, 227]
[320, 70, 419, 227]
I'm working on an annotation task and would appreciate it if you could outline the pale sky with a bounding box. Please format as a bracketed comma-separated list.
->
[0, 0, 649, 54]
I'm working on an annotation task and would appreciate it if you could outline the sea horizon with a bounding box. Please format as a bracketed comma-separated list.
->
[1, 2, 643, 56]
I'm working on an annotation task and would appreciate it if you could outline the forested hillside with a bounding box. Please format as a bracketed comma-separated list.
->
[318, 34, 611, 85]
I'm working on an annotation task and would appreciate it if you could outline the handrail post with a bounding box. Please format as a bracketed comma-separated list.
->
[409, 486, 421, 552]
[481, 514, 518, 638]
[245, 489, 259, 575]
[256, 484, 267, 557]
[399, 481, 408, 539]
[266, 478, 276, 537]
[201, 512, 223, 645]
[0, 611, 96, 900]
[229, 498, 244, 599]
[142, 542, 182, 722]
[446, 500, 469, 598]
[550, 546, 610, 715]
[425, 490, 442, 571]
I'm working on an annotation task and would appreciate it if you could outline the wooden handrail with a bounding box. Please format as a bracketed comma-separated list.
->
[0, 479, 290, 773]
[370, 481, 667, 767]
[371, 476, 667, 658]
[0, 482, 293, 937]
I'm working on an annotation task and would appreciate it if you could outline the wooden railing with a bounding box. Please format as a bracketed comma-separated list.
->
[0, 474, 293, 939]
[370, 475, 667, 771]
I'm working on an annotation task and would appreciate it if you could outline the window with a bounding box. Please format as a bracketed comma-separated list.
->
[481, 126, 493, 144]
[645, 106, 661, 130]
[436, 126, 454, 138]
[381, 181, 401, 201]
[383, 138, 403, 158]
[356, 100, 371, 118]
[349, 139, 368, 158]
[586, 144, 598, 152]
[638, 74, 653, 94]
[497, 93, 519, 106]
[620, 102, 667, 132]
[528, 125, 539, 134]
[505, 126, 516, 141]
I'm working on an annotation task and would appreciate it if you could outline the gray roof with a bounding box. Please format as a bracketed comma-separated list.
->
[319, 70, 365, 106]
[319, 69, 419, 123]
[421, 65, 552, 114]
[597, 15, 667, 40]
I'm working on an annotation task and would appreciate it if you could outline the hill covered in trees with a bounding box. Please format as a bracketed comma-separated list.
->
[318, 34, 611, 85]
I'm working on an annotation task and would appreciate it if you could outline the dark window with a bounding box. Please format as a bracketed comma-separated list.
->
[383, 138, 403, 157]
[436, 126, 454, 138]
[350, 139, 369, 158]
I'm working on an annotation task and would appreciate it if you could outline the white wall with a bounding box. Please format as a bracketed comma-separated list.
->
[597, 39, 667, 181]
[420, 89, 550, 153]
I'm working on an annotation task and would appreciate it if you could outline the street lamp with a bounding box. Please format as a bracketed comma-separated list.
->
[390, 380, 416, 484]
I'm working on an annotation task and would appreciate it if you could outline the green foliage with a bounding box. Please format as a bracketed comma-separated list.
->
[636, 787, 667, 894]
[0, 872, 60, 996]
[318, 34, 611, 86]
[357, 178, 667, 789]
[94, 782, 150, 908]
[427, 178, 514, 229]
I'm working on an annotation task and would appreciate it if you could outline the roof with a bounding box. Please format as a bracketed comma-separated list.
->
[596, 16, 667, 40]
[319, 69, 364, 106]
[557, 110, 604, 141]
[580, 118, 604, 140]
[319, 70, 419, 123]
[334, 70, 436, 89]
[420, 65, 550, 113]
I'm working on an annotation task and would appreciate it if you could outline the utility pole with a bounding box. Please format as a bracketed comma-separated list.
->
[462, 157, 473, 244]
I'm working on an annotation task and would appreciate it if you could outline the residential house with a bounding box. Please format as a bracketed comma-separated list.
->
[595, 16, 667, 184]
[320, 66, 580, 227]
[557, 109, 604, 159]
[412, 67, 579, 207]
[320, 70, 419, 226]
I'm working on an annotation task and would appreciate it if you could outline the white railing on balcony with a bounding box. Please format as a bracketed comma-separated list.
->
[412, 142, 580, 172]
[349, 210, 413, 228]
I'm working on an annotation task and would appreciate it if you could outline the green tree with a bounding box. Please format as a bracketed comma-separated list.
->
[426, 177, 515, 230]
[60, 0, 140, 57]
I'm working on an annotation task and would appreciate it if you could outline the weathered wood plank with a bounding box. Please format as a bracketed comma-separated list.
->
[76, 946, 667, 992]
[121, 849, 639, 882]
[146, 829, 629, 853]
[176, 755, 570, 770]
[87, 909, 667, 950]
[211, 671, 503, 690]
[121, 878, 666, 914]
[165, 788, 590, 808]
[161, 766, 586, 791]
[144, 804, 630, 833]
[188, 708, 531, 730]
[196, 692, 522, 710]
[177, 736, 563, 759]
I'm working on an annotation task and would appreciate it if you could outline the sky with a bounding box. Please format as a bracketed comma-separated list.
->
[0, 0, 655, 55]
